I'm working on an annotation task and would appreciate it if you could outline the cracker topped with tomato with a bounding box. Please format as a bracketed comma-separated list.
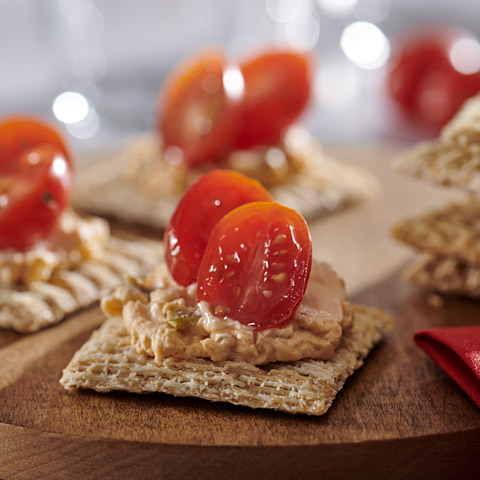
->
[61, 170, 393, 416]
[73, 47, 376, 229]
[0, 117, 163, 333]
[105, 170, 352, 365]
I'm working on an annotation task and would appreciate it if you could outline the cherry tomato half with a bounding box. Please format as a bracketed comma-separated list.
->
[388, 26, 480, 130]
[158, 49, 243, 166]
[0, 116, 72, 172]
[0, 145, 72, 250]
[197, 201, 312, 330]
[234, 50, 312, 149]
[165, 170, 272, 286]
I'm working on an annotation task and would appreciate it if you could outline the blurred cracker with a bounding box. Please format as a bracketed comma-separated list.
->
[0, 237, 163, 333]
[392, 140, 480, 192]
[393, 93, 480, 191]
[392, 200, 480, 265]
[405, 253, 480, 298]
[73, 135, 377, 228]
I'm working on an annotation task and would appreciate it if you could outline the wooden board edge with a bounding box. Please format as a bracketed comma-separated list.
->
[1, 423, 479, 480]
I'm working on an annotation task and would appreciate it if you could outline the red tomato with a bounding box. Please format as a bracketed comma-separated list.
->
[388, 26, 480, 130]
[0, 145, 72, 250]
[165, 170, 272, 286]
[197, 201, 312, 330]
[0, 116, 72, 171]
[234, 50, 312, 149]
[158, 49, 243, 166]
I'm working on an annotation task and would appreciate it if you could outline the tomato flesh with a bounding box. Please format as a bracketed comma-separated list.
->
[165, 170, 272, 286]
[234, 50, 312, 149]
[388, 26, 480, 130]
[158, 49, 243, 166]
[197, 202, 312, 330]
[0, 145, 72, 250]
[0, 117, 72, 171]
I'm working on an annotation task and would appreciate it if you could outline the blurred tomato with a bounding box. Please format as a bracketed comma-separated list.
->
[0, 117, 73, 250]
[388, 26, 480, 130]
[158, 49, 243, 167]
[158, 48, 313, 166]
[0, 145, 72, 250]
[234, 50, 313, 149]
[0, 116, 72, 170]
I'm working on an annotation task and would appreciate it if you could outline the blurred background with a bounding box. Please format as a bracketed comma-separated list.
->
[1, 0, 480, 156]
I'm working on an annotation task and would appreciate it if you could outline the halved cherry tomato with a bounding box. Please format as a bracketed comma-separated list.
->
[234, 50, 312, 149]
[388, 26, 480, 130]
[158, 49, 243, 166]
[0, 145, 72, 250]
[197, 201, 312, 330]
[0, 116, 72, 172]
[165, 170, 272, 286]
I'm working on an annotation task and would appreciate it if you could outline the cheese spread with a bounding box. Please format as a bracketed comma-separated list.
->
[0, 209, 109, 287]
[121, 127, 309, 196]
[102, 261, 354, 366]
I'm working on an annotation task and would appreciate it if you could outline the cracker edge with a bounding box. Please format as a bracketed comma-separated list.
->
[59, 303, 394, 416]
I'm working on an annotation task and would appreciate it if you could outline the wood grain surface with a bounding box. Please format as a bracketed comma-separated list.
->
[1, 144, 479, 480]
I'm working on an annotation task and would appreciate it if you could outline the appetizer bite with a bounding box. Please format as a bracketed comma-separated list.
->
[0, 117, 163, 333]
[61, 170, 393, 416]
[73, 47, 376, 228]
[392, 93, 480, 297]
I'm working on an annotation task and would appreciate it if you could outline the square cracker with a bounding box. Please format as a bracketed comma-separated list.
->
[60, 303, 394, 416]
[405, 253, 480, 298]
[73, 144, 377, 228]
[0, 237, 163, 333]
[392, 140, 480, 192]
[391, 200, 480, 266]
[392, 93, 480, 191]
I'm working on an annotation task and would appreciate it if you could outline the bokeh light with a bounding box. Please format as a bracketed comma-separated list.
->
[449, 37, 480, 75]
[340, 22, 390, 69]
[66, 108, 100, 139]
[223, 67, 245, 100]
[53, 91, 89, 124]
[52, 155, 68, 177]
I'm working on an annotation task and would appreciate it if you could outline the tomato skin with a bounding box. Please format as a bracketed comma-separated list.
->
[158, 49, 243, 167]
[197, 201, 312, 330]
[165, 170, 272, 286]
[0, 145, 72, 250]
[0, 116, 72, 172]
[234, 50, 313, 149]
[388, 26, 480, 130]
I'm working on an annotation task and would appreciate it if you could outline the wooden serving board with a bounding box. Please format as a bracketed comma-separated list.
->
[1, 145, 479, 480]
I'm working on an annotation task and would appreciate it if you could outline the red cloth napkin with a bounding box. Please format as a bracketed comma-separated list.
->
[414, 327, 480, 408]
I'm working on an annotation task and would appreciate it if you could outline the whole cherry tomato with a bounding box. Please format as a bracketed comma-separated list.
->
[158, 49, 243, 167]
[0, 144, 72, 250]
[0, 116, 72, 171]
[164, 170, 272, 286]
[234, 50, 312, 149]
[388, 26, 480, 130]
[197, 201, 312, 330]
